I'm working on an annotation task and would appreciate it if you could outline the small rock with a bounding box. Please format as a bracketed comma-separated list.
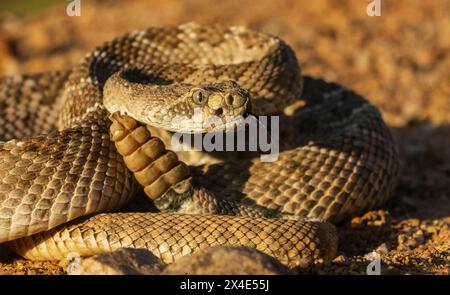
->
[397, 244, 408, 251]
[350, 217, 363, 228]
[333, 255, 349, 265]
[397, 234, 407, 245]
[350, 210, 388, 228]
[376, 243, 389, 254]
[412, 230, 425, 246]
[163, 246, 293, 275]
[409, 219, 421, 227]
[79, 248, 165, 275]
[397, 229, 427, 250]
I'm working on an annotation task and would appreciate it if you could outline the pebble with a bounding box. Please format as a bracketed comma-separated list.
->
[163, 246, 293, 275]
[376, 243, 389, 254]
[79, 248, 165, 275]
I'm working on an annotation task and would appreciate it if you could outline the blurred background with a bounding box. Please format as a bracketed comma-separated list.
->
[0, 0, 448, 274]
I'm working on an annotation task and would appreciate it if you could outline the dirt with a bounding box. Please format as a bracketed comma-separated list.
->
[0, 0, 448, 275]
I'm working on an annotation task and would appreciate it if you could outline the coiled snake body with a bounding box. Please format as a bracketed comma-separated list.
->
[0, 23, 399, 268]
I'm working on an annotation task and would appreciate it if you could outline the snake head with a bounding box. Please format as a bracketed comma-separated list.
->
[104, 71, 251, 134]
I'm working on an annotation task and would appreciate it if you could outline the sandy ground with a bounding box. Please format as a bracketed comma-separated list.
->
[0, 0, 448, 274]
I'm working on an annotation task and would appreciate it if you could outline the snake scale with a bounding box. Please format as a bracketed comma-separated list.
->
[0, 23, 399, 269]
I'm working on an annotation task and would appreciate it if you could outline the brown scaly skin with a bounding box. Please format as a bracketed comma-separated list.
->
[0, 23, 399, 269]
[10, 213, 338, 268]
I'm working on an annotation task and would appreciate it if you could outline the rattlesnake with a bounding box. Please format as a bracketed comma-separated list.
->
[0, 23, 399, 269]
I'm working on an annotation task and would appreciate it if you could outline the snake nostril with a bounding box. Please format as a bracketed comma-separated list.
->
[215, 108, 224, 116]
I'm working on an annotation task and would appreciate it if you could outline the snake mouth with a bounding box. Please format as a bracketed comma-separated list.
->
[164, 116, 247, 134]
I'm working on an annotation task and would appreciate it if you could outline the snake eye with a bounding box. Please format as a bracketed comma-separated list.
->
[192, 89, 208, 105]
[225, 94, 234, 106]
